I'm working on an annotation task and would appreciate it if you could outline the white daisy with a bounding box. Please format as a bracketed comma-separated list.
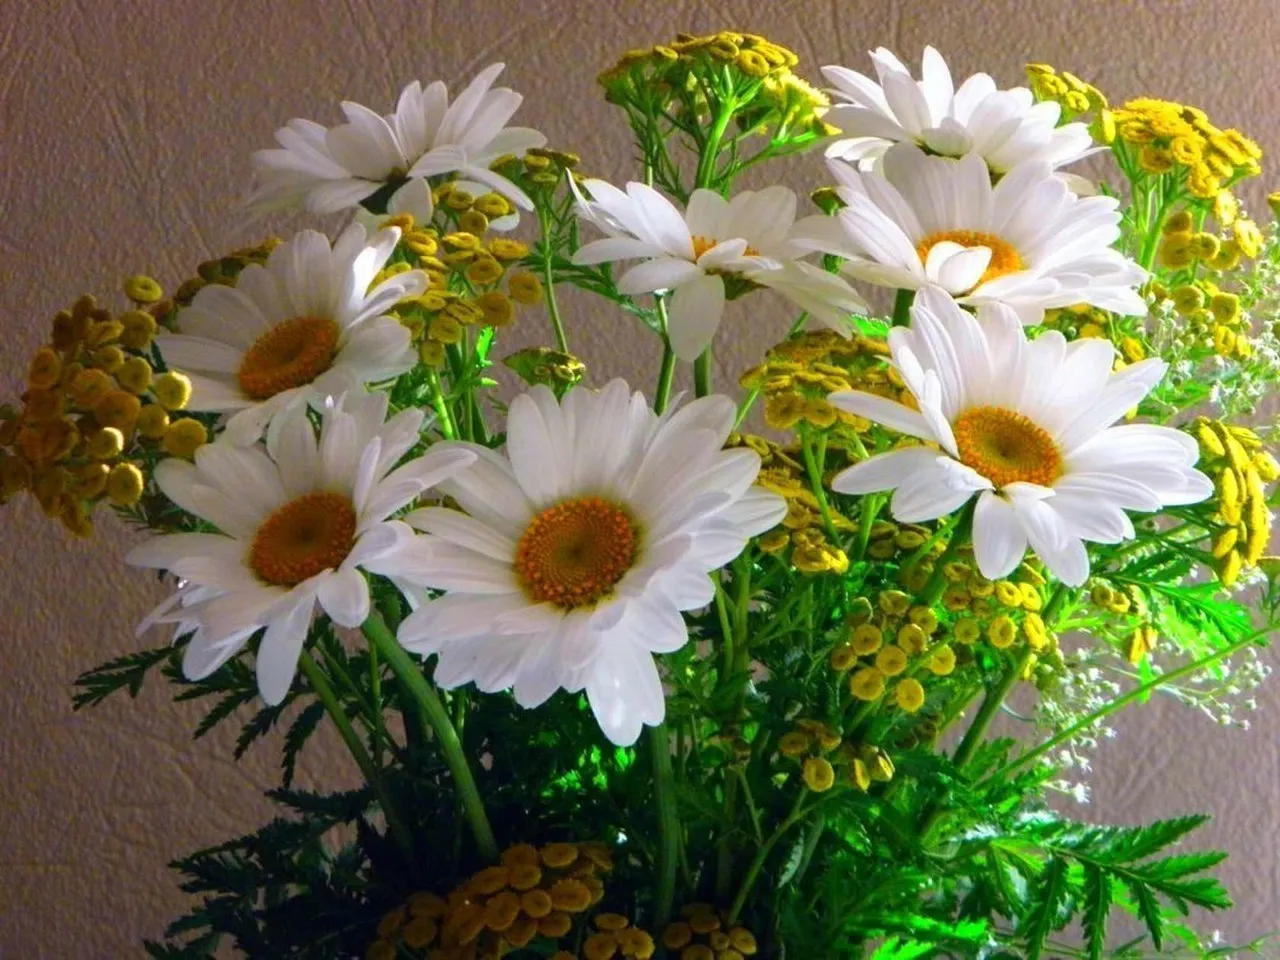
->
[570, 180, 867, 362]
[157, 222, 422, 444]
[246, 63, 546, 221]
[391, 380, 787, 746]
[126, 392, 475, 704]
[822, 46, 1094, 183]
[828, 286, 1211, 586]
[794, 143, 1147, 324]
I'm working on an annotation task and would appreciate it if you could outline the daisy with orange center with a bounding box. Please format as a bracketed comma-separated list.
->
[155, 223, 424, 444]
[793, 143, 1148, 324]
[827, 287, 1211, 586]
[126, 392, 474, 704]
[570, 179, 867, 362]
[392, 380, 787, 746]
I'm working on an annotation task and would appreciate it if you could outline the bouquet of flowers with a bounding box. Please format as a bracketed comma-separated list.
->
[5, 30, 1279, 959]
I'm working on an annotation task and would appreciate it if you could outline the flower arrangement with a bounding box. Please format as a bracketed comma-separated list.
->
[5, 33, 1280, 959]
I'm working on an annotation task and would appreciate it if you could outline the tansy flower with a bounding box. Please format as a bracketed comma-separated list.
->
[126, 392, 474, 704]
[795, 144, 1147, 324]
[392, 380, 786, 745]
[156, 223, 421, 443]
[828, 287, 1211, 586]
[570, 179, 867, 361]
[822, 46, 1094, 188]
[246, 63, 546, 221]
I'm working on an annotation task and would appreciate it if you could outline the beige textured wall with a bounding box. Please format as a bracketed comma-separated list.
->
[2, 0, 1279, 954]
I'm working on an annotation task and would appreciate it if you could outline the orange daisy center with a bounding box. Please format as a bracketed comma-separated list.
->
[514, 496, 638, 609]
[250, 491, 357, 587]
[915, 229, 1025, 292]
[953, 406, 1063, 489]
[237, 316, 341, 401]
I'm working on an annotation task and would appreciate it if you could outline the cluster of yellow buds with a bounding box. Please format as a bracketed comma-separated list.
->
[740, 329, 900, 438]
[366, 841, 617, 960]
[938, 559, 1059, 680]
[377, 207, 543, 368]
[777, 718, 843, 792]
[171, 237, 282, 306]
[1024, 64, 1113, 143]
[599, 33, 830, 139]
[732, 434, 853, 575]
[1157, 267, 1255, 360]
[490, 147, 582, 199]
[1158, 207, 1261, 278]
[1114, 98, 1261, 199]
[1193, 417, 1278, 586]
[503, 347, 586, 396]
[0, 283, 204, 536]
[830, 592, 954, 715]
[660, 904, 758, 960]
[1041, 304, 1149, 364]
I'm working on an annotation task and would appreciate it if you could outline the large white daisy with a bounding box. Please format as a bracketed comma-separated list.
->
[127, 392, 475, 704]
[794, 143, 1147, 324]
[822, 46, 1094, 183]
[157, 222, 422, 444]
[828, 286, 1211, 586]
[245, 63, 546, 221]
[571, 180, 868, 362]
[391, 380, 787, 746]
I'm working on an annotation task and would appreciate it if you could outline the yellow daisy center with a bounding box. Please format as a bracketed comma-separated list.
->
[691, 234, 761, 261]
[514, 496, 638, 609]
[237, 316, 341, 401]
[915, 230, 1025, 291]
[250, 491, 357, 587]
[953, 405, 1063, 489]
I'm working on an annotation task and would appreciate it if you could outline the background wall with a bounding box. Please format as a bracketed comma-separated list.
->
[2, 0, 1278, 954]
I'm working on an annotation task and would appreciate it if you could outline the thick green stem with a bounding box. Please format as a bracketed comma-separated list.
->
[654, 297, 677, 414]
[425, 369, 459, 441]
[362, 613, 499, 861]
[800, 431, 840, 542]
[951, 647, 1033, 771]
[537, 206, 571, 352]
[891, 288, 915, 327]
[728, 791, 808, 924]
[297, 653, 416, 863]
[994, 626, 1269, 780]
[694, 98, 736, 191]
[693, 350, 713, 398]
[650, 723, 680, 932]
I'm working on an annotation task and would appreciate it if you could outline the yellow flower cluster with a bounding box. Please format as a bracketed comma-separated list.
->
[490, 147, 583, 198]
[660, 904, 758, 960]
[1112, 98, 1261, 198]
[503, 347, 587, 394]
[366, 841, 617, 960]
[1023, 63, 1113, 143]
[377, 204, 541, 368]
[0, 285, 202, 536]
[732, 434, 853, 575]
[1193, 417, 1278, 586]
[171, 238, 282, 306]
[937, 559, 1058, 683]
[831, 592, 955, 714]
[1041, 304, 1150, 365]
[1157, 205, 1261, 274]
[777, 718, 897, 793]
[599, 32, 830, 137]
[740, 330, 901, 437]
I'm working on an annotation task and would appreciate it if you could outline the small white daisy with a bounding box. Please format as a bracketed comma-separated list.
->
[795, 143, 1147, 324]
[822, 46, 1094, 184]
[127, 392, 475, 704]
[828, 286, 1211, 586]
[157, 222, 422, 444]
[391, 380, 786, 746]
[571, 179, 867, 362]
[245, 63, 546, 222]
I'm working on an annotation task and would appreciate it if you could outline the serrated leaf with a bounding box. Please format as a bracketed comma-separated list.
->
[1081, 864, 1111, 960]
[192, 690, 255, 740]
[1023, 857, 1070, 960]
[1126, 878, 1164, 949]
[280, 701, 326, 788]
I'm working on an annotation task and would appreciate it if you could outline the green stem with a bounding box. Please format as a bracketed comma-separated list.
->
[362, 613, 499, 861]
[694, 98, 736, 191]
[297, 654, 415, 863]
[917, 501, 974, 606]
[994, 626, 1269, 779]
[951, 647, 1033, 771]
[800, 431, 840, 542]
[654, 298, 677, 414]
[425, 369, 459, 441]
[1137, 177, 1172, 271]
[537, 205, 571, 352]
[728, 791, 808, 924]
[650, 723, 680, 932]
[694, 350, 713, 398]
[891, 288, 915, 327]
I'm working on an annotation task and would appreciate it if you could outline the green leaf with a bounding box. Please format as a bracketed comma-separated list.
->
[1126, 877, 1165, 949]
[1081, 864, 1112, 960]
[280, 701, 326, 788]
[72, 644, 177, 709]
[869, 938, 936, 960]
[1023, 857, 1070, 960]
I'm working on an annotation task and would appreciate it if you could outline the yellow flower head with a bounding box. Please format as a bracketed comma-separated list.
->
[893, 678, 926, 713]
